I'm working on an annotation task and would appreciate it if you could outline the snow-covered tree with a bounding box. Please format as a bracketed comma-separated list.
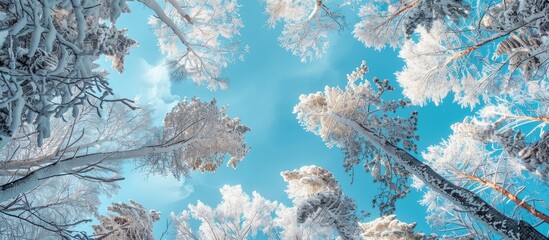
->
[353, 0, 470, 50]
[360, 215, 435, 240]
[278, 165, 361, 240]
[0, 176, 106, 239]
[0, 0, 137, 147]
[0, 98, 249, 237]
[263, 0, 345, 62]
[92, 200, 160, 240]
[172, 166, 431, 240]
[143, 0, 245, 90]
[294, 61, 418, 215]
[411, 89, 549, 238]
[294, 61, 547, 239]
[171, 184, 278, 240]
[394, 0, 548, 107]
[0, 0, 247, 147]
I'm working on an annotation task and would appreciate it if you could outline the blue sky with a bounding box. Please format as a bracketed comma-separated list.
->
[95, 1, 475, 238]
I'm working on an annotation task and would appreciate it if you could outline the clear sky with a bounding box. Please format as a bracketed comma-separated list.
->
[95, 1, 476, 238]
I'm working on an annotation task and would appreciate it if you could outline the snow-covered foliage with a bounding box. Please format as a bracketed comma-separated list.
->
[141, 98, 250, 179]
[92, 200, 160, 240]
[171, 185, 278, 240]
[293, 61, 418, 215]
[0, 0, 137, 147]
[354, 0, 470, 50]
[172, 166, 432, 240]
[360, 215, 434, 240]
[279, 165, 361, 239]
[263, 0, 345, 62]
[0, 177, 105, 239]
[413, 90, 549, 238]
[395, 0, 548, 107]
[144, 0, 245, 90]
[294, 62, 548, 239]
[0, 99, 249, 237]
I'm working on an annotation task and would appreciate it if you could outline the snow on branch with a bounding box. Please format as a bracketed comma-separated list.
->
[263, 0, 345, 62]
[92, 200, 160, 240]
[0, 0, 137, 147]
[142, 0, 246, 90]
[293, 61, 418, 215]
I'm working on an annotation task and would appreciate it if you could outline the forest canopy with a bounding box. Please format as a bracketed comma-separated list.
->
[0, 0, 547, 239]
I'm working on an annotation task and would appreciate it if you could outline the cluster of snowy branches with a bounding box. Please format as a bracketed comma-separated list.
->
[294, 61, 548, 239]
[0, 0, 137, 148]
[0, 0, 245, 148]
[0, 98, 249, 238]
[171, 165, 430, 240]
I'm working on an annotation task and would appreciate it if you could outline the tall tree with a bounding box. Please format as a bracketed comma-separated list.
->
[293, 61, 548, 239]
[0, 98, 249, 237]
[412, 91, 549, 238]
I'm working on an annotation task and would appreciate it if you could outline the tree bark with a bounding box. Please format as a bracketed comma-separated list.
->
[330, 112, 548, 240]
[0, 138, 199, 204]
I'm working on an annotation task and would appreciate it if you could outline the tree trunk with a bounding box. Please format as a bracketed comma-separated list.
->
[0, 138, 198, 203]
[331, 112, 548, 240]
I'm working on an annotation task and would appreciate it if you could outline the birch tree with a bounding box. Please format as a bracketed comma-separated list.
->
[410, 88, 549, 238]
[0, 98, 249, 238]
[293, 61, 548, 239]
[415, 118, 549, 238]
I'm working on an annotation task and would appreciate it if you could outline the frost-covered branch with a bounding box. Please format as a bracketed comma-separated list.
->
[143, 0, 245, 90]
[92, 200, 160, 240]
[0, 0, 138, 147]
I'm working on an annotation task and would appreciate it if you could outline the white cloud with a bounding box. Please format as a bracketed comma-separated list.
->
[123, 173, 194, 204]
[136, 59, 180, 121]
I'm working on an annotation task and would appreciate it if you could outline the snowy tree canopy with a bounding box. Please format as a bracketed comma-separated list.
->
[0, 0, 248, 147]
[0, 0, 137, 147]
[171, 184, 278, 240]
[0, 98, 249, 237]
[360, 215, 435, 240]
[412, 92, 549, 238]
[92, 200, 160, 240]
[294, 61, 547, 239]
[0, 0, 547, 239]
[141, 97, 250, 179]
[293, 61, 418, 215]
[280, 165, 361, 240]
[172, 166, 430, 240]
[143, 0, 246, 90]
[395, 0, 548, 107]
[262, 0, 345, 62]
